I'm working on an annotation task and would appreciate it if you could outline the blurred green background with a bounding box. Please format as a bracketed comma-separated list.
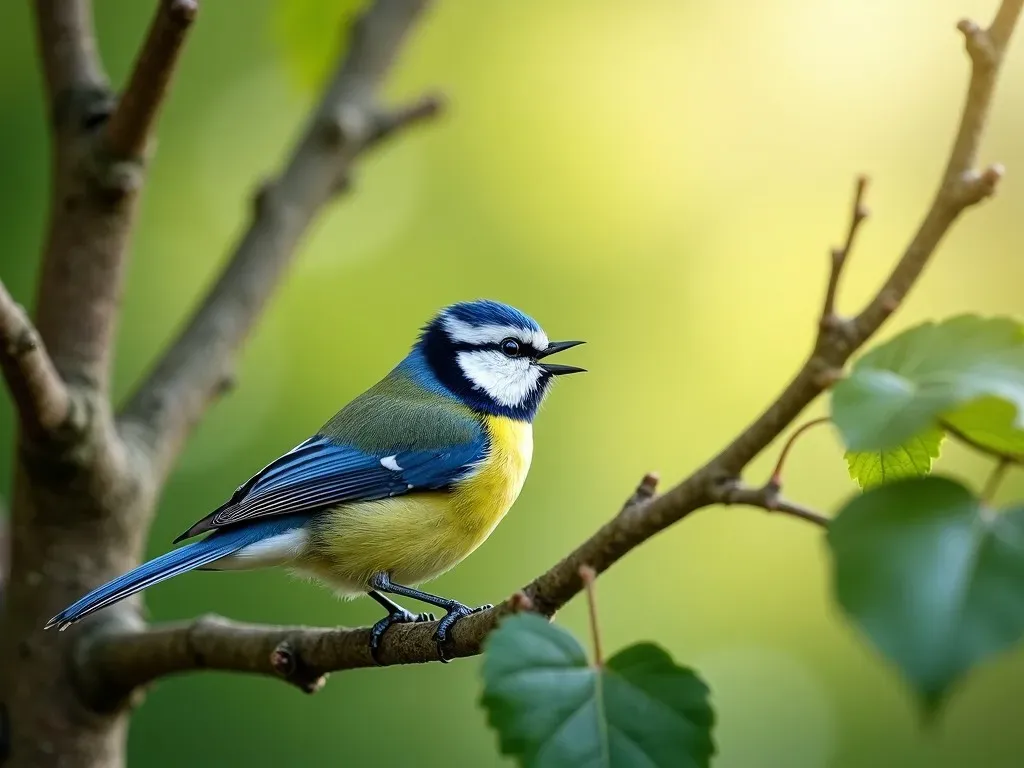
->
[2, 0, 1024, 765]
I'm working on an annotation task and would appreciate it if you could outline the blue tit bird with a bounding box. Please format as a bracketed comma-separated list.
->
[46, 300, 585, 660]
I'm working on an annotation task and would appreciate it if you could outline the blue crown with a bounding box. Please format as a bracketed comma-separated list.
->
[441, 300, 541, 333]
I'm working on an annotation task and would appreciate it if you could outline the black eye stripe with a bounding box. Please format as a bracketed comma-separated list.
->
[450, 340, 541, 357]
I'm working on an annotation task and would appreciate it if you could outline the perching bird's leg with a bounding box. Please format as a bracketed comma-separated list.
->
[369, 573, 492, 662]
[367, 589, 434, 665]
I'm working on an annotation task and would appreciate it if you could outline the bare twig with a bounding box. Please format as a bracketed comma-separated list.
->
[0, 280, 71, 440]
[710, 481, 830, 528]
[940, 418, 1024, 464]
[849, 7, 1018, 340]
[579, 566, 603, 668]
[770, 417, 832, 485]
[982, 458, 1012, 503]
[105, 0, 198, 160]
[365, 93, 445, 148]
[119, 0, 442, 478]
[85, 0, 1023, 696]
[822, 175, 869, 324]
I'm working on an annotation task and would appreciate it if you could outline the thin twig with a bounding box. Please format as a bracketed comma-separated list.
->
[0, 280, 71, 440]
[105, 0, 198, 160]
[365, 93, 446, 149]
[939, 419, 1024, 464]
[84, 0, 1023, 696]
[982, 458, 1012, 503]
[579, 566, 603, 668]
[711, 481, 830, 528]
[770, 417, 832, 485]
[849, 6, 1019, 339]
[822, 175, 869, 324]
[118, 0, 442, 480]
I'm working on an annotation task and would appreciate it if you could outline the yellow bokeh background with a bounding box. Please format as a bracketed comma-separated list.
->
[2, 0, 1023, 765]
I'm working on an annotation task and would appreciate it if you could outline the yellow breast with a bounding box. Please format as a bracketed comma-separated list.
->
[300, 416, 533, 593]
[450, 415, 534, 541]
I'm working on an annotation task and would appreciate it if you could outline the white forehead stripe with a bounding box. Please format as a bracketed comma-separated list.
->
[456, 350, 543, 407]
[443, 316, 549, 351]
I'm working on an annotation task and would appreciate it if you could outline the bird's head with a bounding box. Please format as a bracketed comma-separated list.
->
[415, 299, 585, 421]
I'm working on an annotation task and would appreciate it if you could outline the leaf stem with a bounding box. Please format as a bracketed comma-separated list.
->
[579, 565, 603, 668]
[939, 419, 1024, 465]
[982, 458, 1012, 503]
[771, 417, 832, 485]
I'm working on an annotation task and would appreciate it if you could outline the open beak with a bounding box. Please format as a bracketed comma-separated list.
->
[536, 340, 586, 376]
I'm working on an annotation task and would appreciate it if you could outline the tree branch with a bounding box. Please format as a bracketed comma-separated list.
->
[105, 0, 198, 161]
[32, 0, 107, 116]
[848, 6, 1018, 341]
[0, 280, 72, 440]
[710, 481, 830, 528]
[85, 475, 662, 696]
[119, 0, 442, 478]
[86, 0, 1022, 695]
[30, 0, 175, 394]
[821, 175, 869, 324]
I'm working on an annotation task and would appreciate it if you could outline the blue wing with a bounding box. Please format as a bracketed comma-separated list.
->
[173, 432, 486, 542]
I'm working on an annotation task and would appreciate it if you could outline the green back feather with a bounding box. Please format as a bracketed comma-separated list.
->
[318, 370, 481, 452]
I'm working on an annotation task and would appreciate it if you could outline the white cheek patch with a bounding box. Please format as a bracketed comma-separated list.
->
[457, 350, 543, 407]
[443, 317, 549, 351]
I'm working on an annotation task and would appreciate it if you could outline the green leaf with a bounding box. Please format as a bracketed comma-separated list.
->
[828, 475, 1024, 707]
[830, 315, 1024, 452]
[481, 614, 715, 768]
[943, 395, 1024, 457]
[844, 427, 944, 488]
[271, 0, 371, 92]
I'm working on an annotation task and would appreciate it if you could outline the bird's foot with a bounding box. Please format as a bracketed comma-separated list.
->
[369, 608, 435, 665]
[435, 602, 493, 663]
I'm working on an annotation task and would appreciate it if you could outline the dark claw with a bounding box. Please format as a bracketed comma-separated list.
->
[369, 609, 435, 665]
[435, 603, 493, 663]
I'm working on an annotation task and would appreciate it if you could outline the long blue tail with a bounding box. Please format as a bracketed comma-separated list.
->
[45, 518, 303, 631]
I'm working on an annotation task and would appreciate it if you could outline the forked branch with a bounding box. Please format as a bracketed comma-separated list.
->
[119, 0, 442, 479]
[821, 175, 869, 324]
[84, 0, 1024, 699]
[105, 0, 198, 161]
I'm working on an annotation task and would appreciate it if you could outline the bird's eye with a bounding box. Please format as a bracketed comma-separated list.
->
[500, 338, 522, 357]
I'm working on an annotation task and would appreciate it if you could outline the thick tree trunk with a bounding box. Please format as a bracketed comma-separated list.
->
[0, 2, 439, 765]
[0, 406, 152, 767]
[1, 471, 139, 766]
